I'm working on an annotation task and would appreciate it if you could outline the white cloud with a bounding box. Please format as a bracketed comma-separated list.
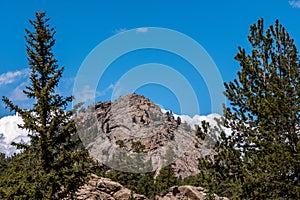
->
[99, 83, 115, 96]
[74, 84, 115, 102]
[0, 68, 30, 86]
[75, 85, 97, 103]
[289, 0, 300, 8]
[112, 86, 130, 100]
[10, 82, 29, 101]
[162, 108, 231, 136]
[113, 27, 149, 35]
[0, 114, 30, 156]
[136, 27, 149, 33]
[113, 28, 127, 34]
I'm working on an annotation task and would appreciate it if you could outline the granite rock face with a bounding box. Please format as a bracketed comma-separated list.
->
[77, 94, 214, 178]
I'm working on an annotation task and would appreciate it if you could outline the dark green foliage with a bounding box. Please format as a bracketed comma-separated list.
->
[131, 140, 145, 153]
[0, 12, 89, 199]
[195, 122, 208, 140]
[198, 19, 300, 199]
[195, 120, 220, 149]
[89, 161, 108, 178]
[107, 170, 156, 198]
[155, 164, 179, 195]
[0, 153, 8, 173]
[116, 139, 127, 148]
[176, 116, 181, 125]
[107, 164, 179, 198]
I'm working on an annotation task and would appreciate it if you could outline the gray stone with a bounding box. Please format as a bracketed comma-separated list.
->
[83, 94, 213, 178]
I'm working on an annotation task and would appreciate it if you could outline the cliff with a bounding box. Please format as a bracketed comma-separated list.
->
[78, 94, 213, 178]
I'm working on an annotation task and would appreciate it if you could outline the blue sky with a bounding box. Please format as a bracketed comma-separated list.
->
[0, 0, 300, 118]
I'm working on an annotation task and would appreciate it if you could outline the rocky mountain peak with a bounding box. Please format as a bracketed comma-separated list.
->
[78, 94, 213, 178]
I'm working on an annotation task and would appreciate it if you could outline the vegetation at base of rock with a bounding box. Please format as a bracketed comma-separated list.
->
[197, 19, 300, 199]
[106, 163, 179, 198]
[63, 173, 228, 200]
[0, 12, 90, 199]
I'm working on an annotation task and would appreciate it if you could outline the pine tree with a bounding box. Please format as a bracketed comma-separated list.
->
[198, 19, 300, 199]
[1, 12, 89, 199]
[155, 164, 179, 195]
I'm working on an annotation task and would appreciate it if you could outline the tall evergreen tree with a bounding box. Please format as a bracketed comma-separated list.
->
[198, 19, 300, 199]
[1, 12, 89, 199]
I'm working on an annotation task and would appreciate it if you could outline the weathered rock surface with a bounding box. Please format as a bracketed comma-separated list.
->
[64, 174, 147, 200]
[64, 174, 228, 200]
[159, 186, 229, 200]
[78, 94, 213, 178]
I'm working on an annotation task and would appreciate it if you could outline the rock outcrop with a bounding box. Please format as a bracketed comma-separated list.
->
[159, 186, 228, 200]
[64, 174, 147, 200]
[77, 94, 213, 178]
[64, 174, 228, 200]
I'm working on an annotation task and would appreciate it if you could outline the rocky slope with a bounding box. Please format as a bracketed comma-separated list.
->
[77, 94, 214, 178]
[64, 174, 228, 200]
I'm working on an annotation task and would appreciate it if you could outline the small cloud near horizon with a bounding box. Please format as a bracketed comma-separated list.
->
[289, 0, 300, 8]
[113, 27, 149, 34]
[99, 83, 115, 96]
[113, 28, 127, 34]
[136, 27, 148, 33]
[74, 83, 114, 103]
[75, 85, 98, 103]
